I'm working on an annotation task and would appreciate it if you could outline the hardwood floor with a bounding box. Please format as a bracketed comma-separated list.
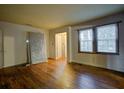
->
[0, 58, 124, 89]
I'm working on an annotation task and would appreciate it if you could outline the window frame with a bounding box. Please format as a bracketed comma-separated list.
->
[78, 27, 94, 54]
[78, 22, 120, 55]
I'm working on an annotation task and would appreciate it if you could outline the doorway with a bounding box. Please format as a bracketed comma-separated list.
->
[55, 32, 67, 60]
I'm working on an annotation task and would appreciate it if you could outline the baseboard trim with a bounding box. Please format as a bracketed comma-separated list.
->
[3, 63, 27, 68]
[71, 61, 124, 75]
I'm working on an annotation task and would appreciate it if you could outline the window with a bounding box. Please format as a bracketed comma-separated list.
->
[78, 23, 119, 54]
[96, 24, 118, 53]
[79, 29, 93, 52]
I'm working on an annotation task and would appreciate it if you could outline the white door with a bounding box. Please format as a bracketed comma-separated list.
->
[4, 31, 15, 67]
[0, 30, 3, 68]
[4, 31, 27, 67]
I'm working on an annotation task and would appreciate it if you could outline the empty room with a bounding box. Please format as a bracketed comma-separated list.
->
[0, 4, 124, 89]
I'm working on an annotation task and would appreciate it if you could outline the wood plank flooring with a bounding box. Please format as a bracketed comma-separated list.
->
[0, 58, 124, 89]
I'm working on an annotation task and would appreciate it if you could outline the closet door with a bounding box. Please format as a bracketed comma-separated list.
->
[4, 31, 27, 67]
[0, 30, 3, 68]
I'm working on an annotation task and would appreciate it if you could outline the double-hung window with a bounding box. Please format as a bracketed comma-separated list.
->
[79, 28, 93, 52]
[78, 23, 119, 54]
[96, 24, 118, 53]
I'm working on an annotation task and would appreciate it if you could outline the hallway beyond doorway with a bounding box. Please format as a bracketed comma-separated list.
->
[55, 32, 67, 60]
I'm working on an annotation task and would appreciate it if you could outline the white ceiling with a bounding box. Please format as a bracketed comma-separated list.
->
[0, 4, 124, 30]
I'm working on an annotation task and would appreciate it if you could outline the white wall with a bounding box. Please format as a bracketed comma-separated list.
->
[0, 21, 49, 67]
[49, 13, 124, 72]
[71, 13, 124, 72]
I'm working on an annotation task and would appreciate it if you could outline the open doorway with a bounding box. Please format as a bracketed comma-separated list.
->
[55, 32, 67, 60]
